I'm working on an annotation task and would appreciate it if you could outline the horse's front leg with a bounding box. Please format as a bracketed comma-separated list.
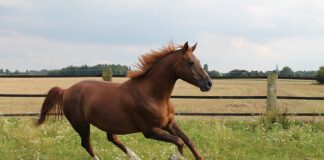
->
[143, 128, 185, 159]
[166, 122, 203, 160]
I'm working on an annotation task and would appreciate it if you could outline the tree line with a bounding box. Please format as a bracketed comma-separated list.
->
[0, 64, 129, 76]
[1, 64, 323, 84]
[203, 65, 319, 78]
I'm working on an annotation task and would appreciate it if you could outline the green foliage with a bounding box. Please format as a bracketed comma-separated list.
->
[102, 68, 112, 82]
[294, 70, 317, 78]
[5, 69, 10, 75]
[279, 66, 294, 77]
[203, 64, 208, 72]
[227, 69, 249, 77]
[0, 65, 319, 79]
[208, 70, 220, 78]
[2, 118, 324, 159]
[47, 64, 129, 76]
[259, 110, 290, 130]
[316, 66, 324, 84]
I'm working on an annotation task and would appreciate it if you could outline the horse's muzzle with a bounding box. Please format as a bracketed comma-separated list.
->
[199, 79, 212, 92]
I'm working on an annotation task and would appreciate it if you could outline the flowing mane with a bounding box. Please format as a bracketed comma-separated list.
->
[128, 42, 181, 79]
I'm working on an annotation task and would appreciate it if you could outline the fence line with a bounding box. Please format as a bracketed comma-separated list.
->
[1, 94, 324, 100]
[1, 73, 324, 117]
[1, 112, 324, 117]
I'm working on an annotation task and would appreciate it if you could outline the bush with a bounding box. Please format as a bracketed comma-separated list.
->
[259, 109, 290, 130]
[208, 70, 220, 78]
[102, 68, 112, 82]
[279, 66, 294, 77]
[317, 66, 324, 84]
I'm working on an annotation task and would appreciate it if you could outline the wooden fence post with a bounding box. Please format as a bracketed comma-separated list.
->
[267, 72, 278, 112]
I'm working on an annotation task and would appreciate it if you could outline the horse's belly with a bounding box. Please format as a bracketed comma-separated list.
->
[87, 106, 140, 134]
[96, 122, 140, 134]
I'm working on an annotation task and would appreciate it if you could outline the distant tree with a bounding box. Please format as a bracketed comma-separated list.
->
[47, 64, 129, 76]
[203, 64, 208, 72]
[102, 67, 113, 82]
[294, 70, 317, 78]
[294, 71, 303, 77]
[208, 70, 220, 78]
[0, 69, 3, 74]
[14, 70, 20, 74]
[317, 66, 324, 84]
[227, 69, 249, 77]
[5, 69, 10, 75]
[279, 66, 294, 77]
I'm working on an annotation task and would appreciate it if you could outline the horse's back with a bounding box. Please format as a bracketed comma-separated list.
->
[62, 80, 140, 134]
[62, 80, 122, 114]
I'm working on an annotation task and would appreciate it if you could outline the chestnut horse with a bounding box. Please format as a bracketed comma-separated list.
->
[36, 42, 212, 160]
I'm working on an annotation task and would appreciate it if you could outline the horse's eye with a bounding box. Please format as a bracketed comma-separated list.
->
[188, 61, 194, 66]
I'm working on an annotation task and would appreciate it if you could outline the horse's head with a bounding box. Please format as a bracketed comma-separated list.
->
[175, 42, 212, 92]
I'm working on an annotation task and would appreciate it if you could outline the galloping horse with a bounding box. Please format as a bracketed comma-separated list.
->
[36, 42, 212, 160]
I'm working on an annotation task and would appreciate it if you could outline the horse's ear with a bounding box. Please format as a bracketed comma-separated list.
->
[191, 42, 197, 52]
[182, 41, 189, 54]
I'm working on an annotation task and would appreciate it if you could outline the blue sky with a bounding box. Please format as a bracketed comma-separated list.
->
[0, 0, 323, 72]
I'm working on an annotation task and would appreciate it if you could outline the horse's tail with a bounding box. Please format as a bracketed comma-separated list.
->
[36, 87, 64, 126]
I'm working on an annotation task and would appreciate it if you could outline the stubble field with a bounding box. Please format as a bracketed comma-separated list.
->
[0, 77, 324, 114]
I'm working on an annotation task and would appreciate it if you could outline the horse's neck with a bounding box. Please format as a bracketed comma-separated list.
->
[140, 55, 178, 100]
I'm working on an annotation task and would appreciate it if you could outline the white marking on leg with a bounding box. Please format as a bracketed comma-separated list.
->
[170, 152, 183, 160]
[92, 155, 99, 160]
[126, 147, 141, 160]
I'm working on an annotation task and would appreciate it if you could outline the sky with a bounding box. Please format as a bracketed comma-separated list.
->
[0, 0, 324, 72]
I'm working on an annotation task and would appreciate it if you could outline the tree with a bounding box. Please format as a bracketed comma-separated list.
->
[5, 69, 10, 75]
[208, 70, 220, 78]
[279, 66, 294, 77]
[203, 64, 208, 72]
[317, 66, 324, 84]
[0, 69, 3, 74]
[102, 67, 112, 82]
[227, 69, 249, 77]
[47, 64, 129, 76]
[14, 70, 20, 74]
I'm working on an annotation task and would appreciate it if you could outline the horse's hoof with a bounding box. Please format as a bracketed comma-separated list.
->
[170, 152, 183, 160]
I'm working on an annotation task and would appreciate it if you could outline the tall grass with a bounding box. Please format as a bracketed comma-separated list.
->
[1, 117, 324, 159]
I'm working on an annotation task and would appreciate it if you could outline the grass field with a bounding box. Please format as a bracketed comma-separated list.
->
[1, 117, 324, 159]
[0, 77, 324, 114]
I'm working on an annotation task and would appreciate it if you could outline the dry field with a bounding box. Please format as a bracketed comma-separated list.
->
[0, 77, 324, 114]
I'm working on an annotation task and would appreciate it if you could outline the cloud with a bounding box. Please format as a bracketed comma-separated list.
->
[1, 0, 324, 72]
[0, 0, 35, 10]
[196, 32, 324, 72]
[0, 30, 153, 70]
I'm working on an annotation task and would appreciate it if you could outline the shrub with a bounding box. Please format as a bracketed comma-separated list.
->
[102, 68, 112, 82]
[259, 109, 290, 130]
[316, 66, 324, 84]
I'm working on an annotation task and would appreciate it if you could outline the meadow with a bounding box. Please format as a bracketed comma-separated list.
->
[1, 117, 324, 159]
[1, 77, 324, 159]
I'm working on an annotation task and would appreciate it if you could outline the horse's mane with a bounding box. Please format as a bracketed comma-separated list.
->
[128, 42, 181, 79]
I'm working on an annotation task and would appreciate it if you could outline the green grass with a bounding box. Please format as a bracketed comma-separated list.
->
[1, 117, 324, 160]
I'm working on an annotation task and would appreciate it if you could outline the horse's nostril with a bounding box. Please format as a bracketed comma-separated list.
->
[207, 81, 212, 88]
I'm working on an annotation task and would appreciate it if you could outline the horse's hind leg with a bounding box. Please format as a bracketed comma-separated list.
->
[65, 113, 98, 160]
[107, 133, 140, 160]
